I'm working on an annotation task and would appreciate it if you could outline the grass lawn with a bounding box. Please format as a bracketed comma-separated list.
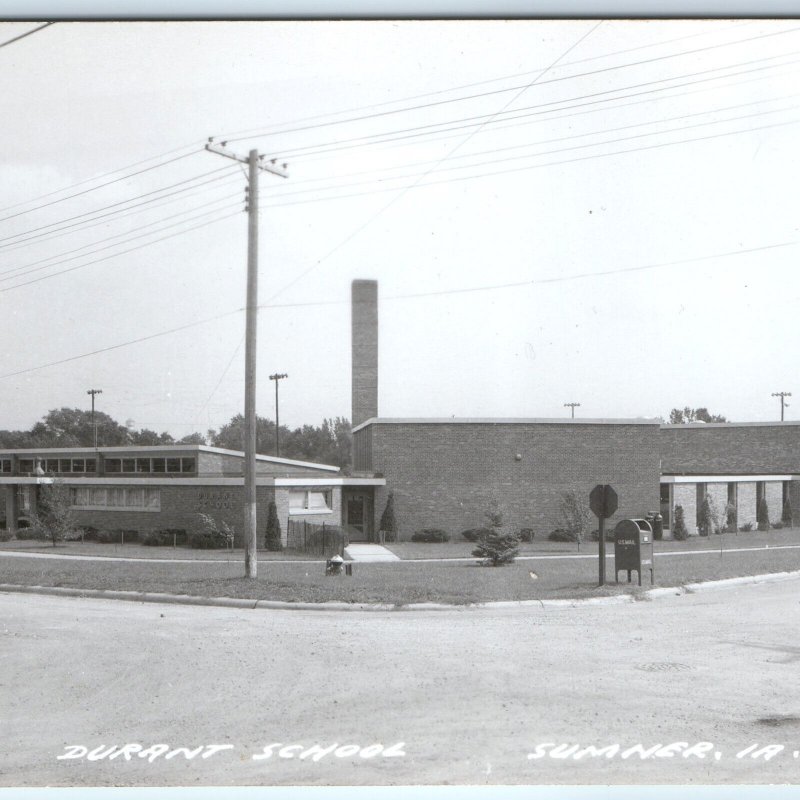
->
[2, 534, 800, 604]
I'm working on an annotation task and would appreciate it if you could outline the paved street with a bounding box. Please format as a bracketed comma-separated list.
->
[1, 581, 799, 787]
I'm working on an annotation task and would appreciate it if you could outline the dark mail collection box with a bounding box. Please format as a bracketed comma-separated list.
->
[613, 518, 654, 586]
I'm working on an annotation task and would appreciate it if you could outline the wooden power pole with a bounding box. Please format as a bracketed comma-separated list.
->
[205, 140, 288, 578]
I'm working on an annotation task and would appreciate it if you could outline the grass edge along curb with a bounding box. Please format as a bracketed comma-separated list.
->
[1, 568, 800, 612]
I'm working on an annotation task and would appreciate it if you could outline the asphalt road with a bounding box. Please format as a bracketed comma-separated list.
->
[1, 581, 799, 787]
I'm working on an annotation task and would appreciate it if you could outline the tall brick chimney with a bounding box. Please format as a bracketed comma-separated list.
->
[351, 279, 378, 426]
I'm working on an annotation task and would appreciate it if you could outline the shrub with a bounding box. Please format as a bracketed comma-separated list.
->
[379, 492, 398, 543]
[15, 528, 47, 541]
[461, 527, 491, 542]
[32, 480, 77, 546]
[473, 504, 519, 566]
[0, 530, 12, 542]
[158, 529, 187, 546]
[548, 528, 577, 542]
[698, 494, 717, 537]
[193, 514, 234, 549]
[142, 531, 166, 546]
[672, 505, 689, 541]
[517, 528, 535, 543]
[559, 489, 589, 549]
[772, 521, 784, 530]
[265, 501, 282, 551]
[757, 496, 770, 531]
[782, 497, 793, 527]
[739, 522, 754, 532]
[411, 528, 450, 543]
[588, 528, 614, 542]
[723, 503, 737, 533]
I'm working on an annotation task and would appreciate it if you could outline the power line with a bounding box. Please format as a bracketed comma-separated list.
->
[216, 20, 756, 141]
[0, 165, 237, 250]
[0, 209, 241, 294]
[0, 142, 203, 216]
[0, 150, 202, 225]
[258, 49, 800, 163]
[261, 115, 800, 209]
[0, 21, 53, 50]
[0, 199, 243, 286]
[259, 97, 799, 200]
[226, 25, 800, 146]
[0, 238, 793, 381]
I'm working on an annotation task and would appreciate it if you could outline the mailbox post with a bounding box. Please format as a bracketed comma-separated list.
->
[613, 519, 655, 586]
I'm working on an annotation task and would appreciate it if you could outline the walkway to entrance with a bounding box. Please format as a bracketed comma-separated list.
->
[344, 544, 400, 562]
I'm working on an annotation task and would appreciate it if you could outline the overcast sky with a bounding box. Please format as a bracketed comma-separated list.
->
[1, 19, 798, 435]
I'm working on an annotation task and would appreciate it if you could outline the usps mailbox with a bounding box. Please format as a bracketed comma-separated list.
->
[614, 518, 654, 586]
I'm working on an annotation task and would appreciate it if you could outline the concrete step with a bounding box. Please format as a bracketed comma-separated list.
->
[344, 544, 400, 562]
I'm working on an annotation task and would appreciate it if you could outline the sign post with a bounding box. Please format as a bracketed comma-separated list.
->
[590, 484, 618, 586]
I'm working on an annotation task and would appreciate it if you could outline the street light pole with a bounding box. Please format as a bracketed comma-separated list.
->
[564, 402, 581, 419]
[87, 389, 103, 447]
[772, 391, 791, 421]
[269, 373, 288, 457]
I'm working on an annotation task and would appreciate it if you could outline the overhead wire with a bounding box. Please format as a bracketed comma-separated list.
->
[0, 21, 53, 50]
[224, 24, 800, 145]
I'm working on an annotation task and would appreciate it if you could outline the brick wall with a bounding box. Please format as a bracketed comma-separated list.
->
[660, 424, 800, 474]
[672, 484, 697, 536]
[274, 485, 342, 547]
[737, 483, 757, 528]
[766, 481, 783, 524]
[706, 483, 728, 532]
[365, 422, 661, 540]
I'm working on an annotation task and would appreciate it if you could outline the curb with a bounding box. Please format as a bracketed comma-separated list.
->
[1, 570, 799, 612]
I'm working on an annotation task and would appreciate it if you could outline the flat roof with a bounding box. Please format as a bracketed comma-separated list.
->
[660, 421, 800, 428]
[0, 444, 339, 473]
[352, 416, 661, 433]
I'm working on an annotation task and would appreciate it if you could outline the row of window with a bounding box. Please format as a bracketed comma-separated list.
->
[2, 456, 197, 475]
[289, 489, 333, 513]
[104, 457, 196, 474]
[71, 487, 161, 511]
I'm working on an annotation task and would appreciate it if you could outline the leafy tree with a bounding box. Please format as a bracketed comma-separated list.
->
[559, 489, 590, 550]
[472, 502, 519, 566]
[129, 428, 174, 446]
[782, 497, 793, 527]
[757, 496, 770, 531]
[668, 407, 728, 424]
[265, 501, 282, 551]
[31, 481, 76, 546]
[179, 432, 207, 445]
[378, 491, 397, 543]
[697, 494, 718, 536]
[672, 504, 689, 541]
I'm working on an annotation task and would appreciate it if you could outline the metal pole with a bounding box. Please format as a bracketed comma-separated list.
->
[87, 389, 102, 448]
[269, 373, 288, 457]
[598, 515, 606, 586]
[243, 149, 259, 579]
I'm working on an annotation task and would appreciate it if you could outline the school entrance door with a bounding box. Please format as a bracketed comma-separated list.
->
[343, 489, 373, 543]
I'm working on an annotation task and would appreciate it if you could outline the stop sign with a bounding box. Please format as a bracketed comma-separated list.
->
[590, 484, 618, 519]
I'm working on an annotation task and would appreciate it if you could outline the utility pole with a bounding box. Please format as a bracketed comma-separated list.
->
[87, 389, 103, 448]
[564, 402, 581, 419]
[772, 391, 791, 421]
[269, 373, 288, 457]
[206, 139, 288, 579]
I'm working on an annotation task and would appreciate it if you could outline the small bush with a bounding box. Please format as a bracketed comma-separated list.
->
[517, 528, 535, 543]
[96, 530, 114, 544]
[142, 531, 166, 546]
[0, 530, 11, 542]
[782, 497, 793, 526]
[772, 521, 784, 530]
[739, 522, 754, 532]
[473, 504, 519, 566]
[265, 502, 282, 551]
[411, 528, 450, 543]
[194, 514, 235, 549]
[548, 528, 577, 542]
[672, 505, 689, 541]
[158, 529, 187, 546]
[379, 492, 398, 543]
[80, 526, 99, 541]
[461, 527, 491, 542]
[15, 528, 47, 541]
[588, 528, 614, 542]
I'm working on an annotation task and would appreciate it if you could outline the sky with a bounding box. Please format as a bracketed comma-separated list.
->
[0, 18, 798, 436]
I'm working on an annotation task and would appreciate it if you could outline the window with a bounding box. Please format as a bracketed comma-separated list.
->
[0, 459, 11, 474]
[289, 489, 333, 514]
[71, 486, 160, 511]
[72, 459, 85, 473]
[85, 459, 96, 473]
[19, 459, 34, 474]
[122, 458, 136, 473]
[105, 459, 121, 473]
[136, 458, 151, 473]
[181, 457, 195, 473]
[166, 458, 181, 473]
[153, 458, 165, 473]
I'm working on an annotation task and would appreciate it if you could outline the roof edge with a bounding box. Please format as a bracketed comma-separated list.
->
[352, 416, 662, 433]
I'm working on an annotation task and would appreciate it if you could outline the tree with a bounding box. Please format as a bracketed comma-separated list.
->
[782, 497, 793, 527]
[129, 428, 174, 446]
[673, 504, 689, 541]
[265, 501, 282, 551]
[757, 496, 770, 531]
[378, 491, 397, 543]
[472, 502, 519, 566]
[668, 407, 728, 424]
[698, 494, 718, 536]
[559, 489, 590, 550]
[31, 481, 76, 546]
[179, 432, 207, 445]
